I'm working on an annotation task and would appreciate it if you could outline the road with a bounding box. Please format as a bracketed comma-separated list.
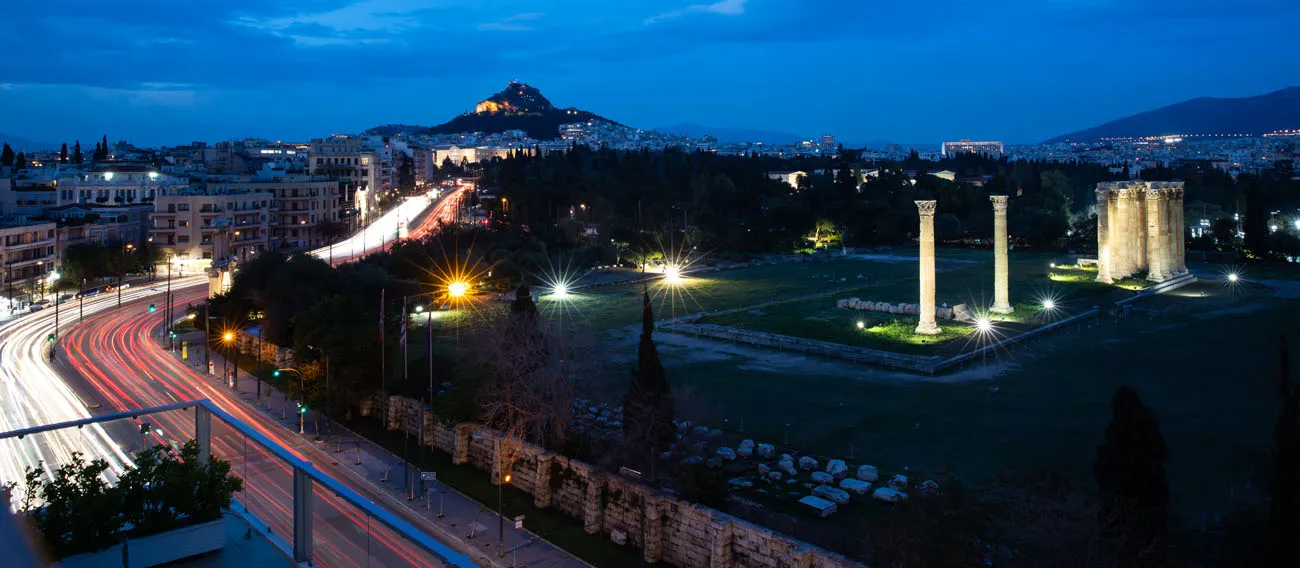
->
[1, 186, 587, 568]
[313, 185, 468, 265]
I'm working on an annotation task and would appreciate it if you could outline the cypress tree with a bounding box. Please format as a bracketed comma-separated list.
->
[101, 135, 109, 159]
[1094, 386, 1169, 553]
[623, 291, 675, 477]
[59, 143, 68, 163]
[0, 143, 12, 167]
[1270, 338, 1300, 564]
[12, 152, 26, 171]
[72, 141, 83, 164]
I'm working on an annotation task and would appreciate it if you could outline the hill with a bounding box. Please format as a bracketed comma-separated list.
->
[1045, 86, 1300, 143]
[386, 81, 612, 140]
[0, 132, 56, 152]
[654, 122, 807, 145]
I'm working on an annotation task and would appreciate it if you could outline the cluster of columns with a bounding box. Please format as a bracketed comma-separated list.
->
[914, 197, 1014, 335]
[1095, 181, 1186, 283]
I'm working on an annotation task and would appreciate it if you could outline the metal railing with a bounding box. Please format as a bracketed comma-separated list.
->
[0, 399, 474, 568]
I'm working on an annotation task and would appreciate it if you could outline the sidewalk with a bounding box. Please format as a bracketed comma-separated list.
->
[169, 330, 592, 568]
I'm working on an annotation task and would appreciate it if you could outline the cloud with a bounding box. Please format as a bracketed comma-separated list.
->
[645, 0, 747, 25]
[477, 12, 542, 32]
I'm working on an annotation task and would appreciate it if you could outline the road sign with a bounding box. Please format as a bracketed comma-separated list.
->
[420, 471, 437, 481]
[514, 515, 525, 529]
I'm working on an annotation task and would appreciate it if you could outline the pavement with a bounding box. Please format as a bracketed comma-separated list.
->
[168, 330, 591, 568]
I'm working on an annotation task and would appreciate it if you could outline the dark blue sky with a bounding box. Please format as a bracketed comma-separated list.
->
[3, 0, 1298, 147]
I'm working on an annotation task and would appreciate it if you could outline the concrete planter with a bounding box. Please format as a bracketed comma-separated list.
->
[61, 516, 227, 568]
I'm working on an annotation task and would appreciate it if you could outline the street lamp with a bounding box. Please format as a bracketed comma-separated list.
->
[306, 344, 329, 439]
[447, 281, 468, 298]
[222, 331, 238, 390]
[275, 368, 305, 432]
[499, 470, 512, 557]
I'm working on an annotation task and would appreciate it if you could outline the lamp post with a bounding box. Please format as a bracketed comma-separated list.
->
[276, 368, 305, 432]
[306, 344, 329, 439]
[498, 469, 511, 557]
[222, 331, 237, 389]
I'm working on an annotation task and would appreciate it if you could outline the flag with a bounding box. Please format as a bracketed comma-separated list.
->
[401, 296, 408, 348]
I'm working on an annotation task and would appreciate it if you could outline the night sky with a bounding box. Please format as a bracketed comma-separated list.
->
[2, 0, 1298, 146]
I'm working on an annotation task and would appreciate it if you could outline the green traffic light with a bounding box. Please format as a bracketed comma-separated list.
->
[47, 334, 55, 342]
[148, 304, 156, 313]
[272, 370, 281, 377]
[299, 405, 308, 414]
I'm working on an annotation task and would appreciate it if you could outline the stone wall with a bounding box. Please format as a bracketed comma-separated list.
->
[380, 397, 864, 568]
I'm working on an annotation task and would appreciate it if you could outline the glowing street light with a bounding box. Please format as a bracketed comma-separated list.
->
[551, 282, 570, 299]
[1042, 299, 1056, 311]
[222, 331, 235, 342]
[1228, 273, 1239, 283]
[663, 264, 683, 284]
[447, 281, 468, 298]
[414, 305, 425, 313]
[855, 321, 865, 330]
[975, 318, 993, 333]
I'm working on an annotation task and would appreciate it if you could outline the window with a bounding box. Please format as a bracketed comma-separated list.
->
[178, 220, 189, 228]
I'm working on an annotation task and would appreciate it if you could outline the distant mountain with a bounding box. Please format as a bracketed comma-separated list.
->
[366, 81, 613, 141]
[0, 132, 56, 152]
[654, 123, 807, 145]
[1045, 86, 1300, 143]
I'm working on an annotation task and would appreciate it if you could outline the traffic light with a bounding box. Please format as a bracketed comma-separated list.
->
[298, 402, 308, 414]
[148, 304, 156, 313]
[272, 370, 281, 378]
[139, 422, 152, 436]
[169, 330, 177, 338]
[46, 334, 55, 342]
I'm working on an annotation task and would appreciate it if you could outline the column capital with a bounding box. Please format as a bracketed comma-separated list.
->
[1095, 188, 1113, 201]
[915, 200, 938, 216]
[989, 195, 1009, 212]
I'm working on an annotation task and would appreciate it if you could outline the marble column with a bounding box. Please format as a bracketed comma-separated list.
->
[915, 200, 942, 335]
[1173, 189, 1186, 274]
[1133, 188, 1148, 273]
[1096, 189, 1113, 283]
[1145, 188, 1168, 281]
[990, 195, 1013, 313]
[1114, 190, 1131, 279]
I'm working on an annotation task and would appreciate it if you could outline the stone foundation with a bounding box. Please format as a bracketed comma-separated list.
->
[381, 396, 863, 568]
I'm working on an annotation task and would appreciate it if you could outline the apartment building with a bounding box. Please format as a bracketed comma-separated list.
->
[214, 170, 343, 251]
[150, 191, 271, 270]
[0, 221, 57, 309]
[308, 137, 380, 223]
[55, 164, 189, 206]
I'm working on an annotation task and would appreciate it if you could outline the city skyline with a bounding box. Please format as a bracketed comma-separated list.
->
[2, 0, 1299, 146]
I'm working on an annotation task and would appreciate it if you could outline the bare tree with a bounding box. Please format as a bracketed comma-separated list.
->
[464, 286, 597, 474]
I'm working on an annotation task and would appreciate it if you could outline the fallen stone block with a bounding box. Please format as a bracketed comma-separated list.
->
[778, 455, 797, 476]
[757, 464, 771, 476]
[798, 456, 819, 471]
[872, 487, 908, 503]
[810, 472, 834, 485]
[768, 471, 783, 481]
[857, 465, 879, 482]
[716, 447, 737, 461]
[812, 485, 851, 505]
[757, 443, 775, 458]
[839, 478, 872, 496]
[919, 479, 940, 496]
[888, 474, 909, 491]
[826, 459, 848, 480]
[798, 495, 838, 518]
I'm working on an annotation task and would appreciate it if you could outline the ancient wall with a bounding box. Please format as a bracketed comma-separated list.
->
[381, 396, 864, 568]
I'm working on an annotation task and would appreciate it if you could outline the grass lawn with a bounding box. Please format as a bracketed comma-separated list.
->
[635, 279, 1294, 527]
[704, 252, 1125, 355]
[538, 255, 943, 332]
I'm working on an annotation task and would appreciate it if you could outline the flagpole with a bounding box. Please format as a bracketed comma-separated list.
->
[402, 295, 412, 499]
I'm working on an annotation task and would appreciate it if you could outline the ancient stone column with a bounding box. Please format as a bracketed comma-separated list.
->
[990, 195, 1013, 313]
[1096, 188, 1113, 283]
[915, 200, 942, 335]
[1145, 187, 1168, 281]
[1113, 190, 1131, 279]
[1173, 187, 1186, 274]
[1133, 186, 1148, 273]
